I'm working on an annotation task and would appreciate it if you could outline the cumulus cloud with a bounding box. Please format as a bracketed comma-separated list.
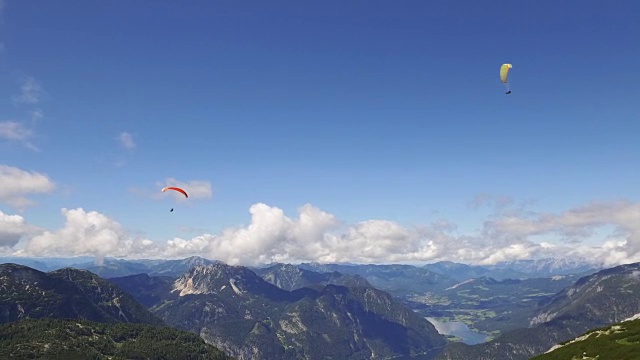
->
[151, 203, 444, 265]
[158, 178, 213, 200]
[199, 203, 521, 266]
[164, 235, 212, 258]
[6, 199, 640, 268]
[22, 208, 154, 265]
[117, 132, 136, 150]
[0, 165, 55, 209]
[1, 207, 155, 262]
[0, 211, 35, 248]
[12, 76, 42, 104]
[143, 200, 640, 267]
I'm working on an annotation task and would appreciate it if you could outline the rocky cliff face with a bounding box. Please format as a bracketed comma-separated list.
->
[135, 263, 447, 359]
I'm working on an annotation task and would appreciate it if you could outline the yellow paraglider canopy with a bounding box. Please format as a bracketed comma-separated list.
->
[500, 64, 512, 94]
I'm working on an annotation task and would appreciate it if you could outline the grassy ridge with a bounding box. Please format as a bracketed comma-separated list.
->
[531, 318, 640, 360]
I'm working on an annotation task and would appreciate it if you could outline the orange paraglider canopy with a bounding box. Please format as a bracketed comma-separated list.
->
[162, 186, 188, 198]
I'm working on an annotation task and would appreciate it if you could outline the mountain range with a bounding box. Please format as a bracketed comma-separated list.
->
[0, 263, 162, 325]
[253, 262, 372, 291]
[436, 262, 640, 360]
[424, 258, 598, 281]
[0, 262, 234, 359]
[0, 256, 622, 360]
[1, 255, 599, 282]
[112, 262, 448, 360]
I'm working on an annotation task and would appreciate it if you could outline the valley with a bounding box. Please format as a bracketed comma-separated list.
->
[6, 256, 640, 360]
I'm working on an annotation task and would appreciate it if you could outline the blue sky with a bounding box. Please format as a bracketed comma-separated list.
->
[1, 1, 640, 265]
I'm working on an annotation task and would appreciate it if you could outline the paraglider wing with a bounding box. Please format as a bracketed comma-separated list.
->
[500, 64, 512, 84]
[500, 64, 512, 93]
[162, 186, 189, 198]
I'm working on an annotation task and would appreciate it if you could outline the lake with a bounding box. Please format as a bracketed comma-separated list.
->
[426, 317, 489, 345]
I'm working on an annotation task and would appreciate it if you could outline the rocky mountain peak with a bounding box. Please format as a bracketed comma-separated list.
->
[173, 263, 264, 296]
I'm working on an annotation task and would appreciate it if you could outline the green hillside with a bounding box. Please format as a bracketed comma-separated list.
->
[531, 318, 640, 360]
[0, 318, 234, 360]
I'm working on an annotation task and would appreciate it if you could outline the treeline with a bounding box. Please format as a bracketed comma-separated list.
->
[0, 318, 234, 360]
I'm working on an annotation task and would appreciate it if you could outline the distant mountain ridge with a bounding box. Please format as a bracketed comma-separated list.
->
[253, 262, 371, 291]
[1, 256, 598, 282]
[73, 256, 217, 278]
[487, 258, 599, 277]
[298, 262, 459, 296]
[0, 256, 94, 272]
[425, 258, 598, 281]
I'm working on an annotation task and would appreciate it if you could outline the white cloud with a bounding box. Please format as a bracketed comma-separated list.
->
[485, 201, 640, 244]
[0, 165, 55, 209]
[12, 76, 42, 105]
[0, 121, 31, 141]
[164, 235, 211, 258]
[478, 201, 640, 266]
[202, 203, 339, 265]
[21, 208, 155, 264]
[0, 121, 38, 150]
[117, 132, 136, 150]
[158, 178, 213, 200]
[5, 199, 640, 268]
[0, 211, 35, 247]
[2, 78, 46, 150]
[145, 200, 640, 267]
[7, 207, 157, 263]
